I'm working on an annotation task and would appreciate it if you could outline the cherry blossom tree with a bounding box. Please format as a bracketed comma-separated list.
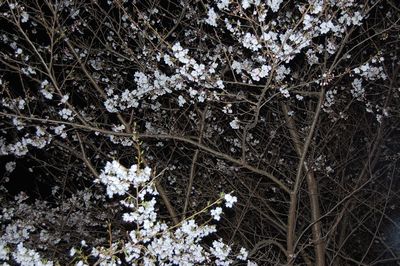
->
[0, 0, 399, 265]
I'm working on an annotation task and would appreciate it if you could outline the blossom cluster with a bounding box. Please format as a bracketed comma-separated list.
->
[96, 161, 152, 198]
[0, 189, 113, 266]
[73, 161, 250, 265]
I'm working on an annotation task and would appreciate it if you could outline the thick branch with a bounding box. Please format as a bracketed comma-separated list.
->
[282, 88, 325, 266]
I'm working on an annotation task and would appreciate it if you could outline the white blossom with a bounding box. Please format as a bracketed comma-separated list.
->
[217, 0, 230, 10]
[351, 78, 364, 100]
[267, 0, 283, 12]
[210, 239, 232, 265]
[237, 247, 248, 260]
[279, 87, 290, 98]
[178, 95, 186, 107]
[60, 94, 69, 104]
[12, 118, 24, 130]
[205, 8, 218, 27]
[210, 207, 223, 221]
[229, 117, 240, 129]
[241, 33, 261, 51]
[224, 194, 237, 208]
[241, 0, 251, 9]
[58, 108, 74, 121]
[12, 243, 53, 266]
[40, 80, 53, 100]
[5, 161, 16, 173]
[21, 11, 29, 23]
